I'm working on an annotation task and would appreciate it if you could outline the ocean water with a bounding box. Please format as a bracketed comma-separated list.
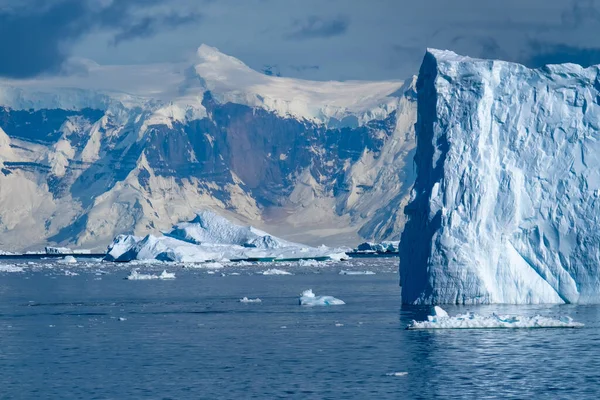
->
[0, 257, 599, 399]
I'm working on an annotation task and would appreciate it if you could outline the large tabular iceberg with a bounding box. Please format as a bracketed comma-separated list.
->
[401, 49, 600, 304]
[105, 211, 347, 263]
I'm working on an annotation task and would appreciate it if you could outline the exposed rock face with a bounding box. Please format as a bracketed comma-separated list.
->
[401, 49, 600, 305]
[0, 45, 417, 251]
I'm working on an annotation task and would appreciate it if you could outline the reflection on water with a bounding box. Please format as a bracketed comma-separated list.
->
[0, 258, 598, 399]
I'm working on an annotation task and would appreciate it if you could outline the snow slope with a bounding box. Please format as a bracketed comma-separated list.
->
[401, 49, 600, 304]
[0, 45, 417, 252]
[105, 211, 347, 262]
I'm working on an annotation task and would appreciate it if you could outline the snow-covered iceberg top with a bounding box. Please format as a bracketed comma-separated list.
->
[400, 48, 600, 304]
[354, 241, 399, 253]
[299, 289, 345, 306]
[105, 211, 347, 263]
[407, 307, 584, 329]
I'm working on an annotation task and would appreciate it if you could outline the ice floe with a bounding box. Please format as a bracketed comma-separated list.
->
[407, 306, 584, 329]
[126, 269, 176, 280]
[262, 269, 292, 276]
[239, 297, 262, 303]
[299, 289, 345, 306]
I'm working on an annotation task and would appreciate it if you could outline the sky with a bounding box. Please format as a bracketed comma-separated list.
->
[2, 0, 600, 81]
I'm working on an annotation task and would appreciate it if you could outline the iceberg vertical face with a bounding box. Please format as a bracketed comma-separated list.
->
[400, 49, 600, 304]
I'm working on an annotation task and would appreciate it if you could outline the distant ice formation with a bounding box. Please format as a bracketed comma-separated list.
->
[401, 48, 600, 304]
[106, 211, 347, 263]
[239, 297, 262, 303]
[407, 306, 584, 329]
[299, 289, 345, 306]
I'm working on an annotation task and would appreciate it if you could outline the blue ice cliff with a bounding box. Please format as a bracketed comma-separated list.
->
[400, 49, 600, 304]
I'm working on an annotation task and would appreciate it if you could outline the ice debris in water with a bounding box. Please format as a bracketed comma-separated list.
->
[126, 269, 176, 280]
[59, 256, 77, 264]
[339, 270, 375, 275]
[262, 269, 292, 275]
[407, 306, 584, 329]
[0, 264, 25, 273]
[385, 372, 408, 377]
[299, 289, 345, 306]
[239, 297, 262, 303]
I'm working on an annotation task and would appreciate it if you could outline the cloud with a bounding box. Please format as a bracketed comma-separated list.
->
[0, 0, 202, 78]
[286, 15, 349, 40]
[525, 41, 600, 67]
[112, 11, 202, 45]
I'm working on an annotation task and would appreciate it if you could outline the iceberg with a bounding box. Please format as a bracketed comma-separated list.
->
[407, 307, 584, 329]
[354, 241, 399, 254]
[299, 289, 345, 306]
[105, 211, 346, 263]
[400, 49, 600, 304]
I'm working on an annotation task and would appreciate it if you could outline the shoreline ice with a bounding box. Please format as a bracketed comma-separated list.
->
[407, 306, 584, 329]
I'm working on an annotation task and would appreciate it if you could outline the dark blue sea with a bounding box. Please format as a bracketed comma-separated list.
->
[0, 257, 599, 399]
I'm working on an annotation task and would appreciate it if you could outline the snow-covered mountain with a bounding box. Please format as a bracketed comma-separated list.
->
[0, 45, 417, 252]
[401, 49, 600, 304]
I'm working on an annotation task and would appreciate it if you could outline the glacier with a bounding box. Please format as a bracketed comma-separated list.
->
[400, 49, 600, 304]
[0, 44, 417, 252]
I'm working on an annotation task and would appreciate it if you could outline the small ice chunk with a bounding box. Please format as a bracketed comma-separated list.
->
[60, 256, 77, 264]
[126, 269, 176, 280]
[159, 270, 176, 280]
[335, 323, 344, 327]
[385, 372, 408, 377]
[408, 309, 584, 329]
[262, 269, 292, 275]
[118, 317, 127, 321]
[239, 297, 262, 303]
[434, 306, 449, 318]
[64, 270, 79, 276]
[339, 270, 376, 275]
[299, 289, 345, 306]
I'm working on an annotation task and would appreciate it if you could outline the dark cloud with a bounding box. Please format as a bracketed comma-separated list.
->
[112, 12, 202, 45]
[286, 15, 348, 40]
[525, 41, 600, 68]
[0, 0, 201, 78]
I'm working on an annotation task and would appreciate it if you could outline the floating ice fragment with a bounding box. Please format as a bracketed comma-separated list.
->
[408, 307, 584, 329]
[60, 256, 77, 264]
[299, 289, 345, 306]
[118, 317, 127, 321]
[63, 270, 79, 276]
[239, 297, 262, 303]
[126, 269, 176, 280]
[339, 270, 376, 275]
[262, 269, 292, 276]
[385, 372, 408, 377]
